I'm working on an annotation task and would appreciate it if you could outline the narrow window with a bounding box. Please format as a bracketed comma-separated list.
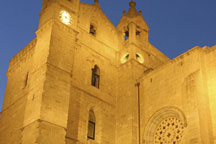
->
[90, 24, 96, 36]
[136, 30, 141, 36]
[23, 72, 29, 88]
[124, 30, 129, 40]
[136, 26, 141, 36]
[88, 110, 96, 140]
[91, 65, 100, 88]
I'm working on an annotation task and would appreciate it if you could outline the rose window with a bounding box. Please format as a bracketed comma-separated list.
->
[154, 117, 184, 144]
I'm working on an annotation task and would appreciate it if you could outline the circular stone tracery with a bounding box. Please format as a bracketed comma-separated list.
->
[154, 117, 184, 144]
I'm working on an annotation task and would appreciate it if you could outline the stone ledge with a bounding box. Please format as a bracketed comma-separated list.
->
[9, 38, 37, 69]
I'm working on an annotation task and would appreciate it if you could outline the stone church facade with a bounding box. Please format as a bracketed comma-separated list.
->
[0, 0, 216, 143]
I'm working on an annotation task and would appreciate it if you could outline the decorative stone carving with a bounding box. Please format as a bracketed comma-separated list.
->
[143, 107, 187, 144]
[154, 117, 184, 144]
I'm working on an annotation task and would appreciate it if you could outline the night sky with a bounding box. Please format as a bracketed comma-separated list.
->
[0, 0, 216, 111]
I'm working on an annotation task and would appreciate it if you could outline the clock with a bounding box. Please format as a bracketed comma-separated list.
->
[59, 10, 72, 25]
[136, 53, 144, 63]
[120, 53, 130, 64]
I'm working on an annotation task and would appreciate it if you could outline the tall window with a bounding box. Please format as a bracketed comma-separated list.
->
[136, 26, 141, 36]
[124, 26, 129, 40]
[90, 24, 96, 36]
[88, 110, 96, 140]
[23, 72, 29, 88]
[91, 65, 100, 88]
[124, 30, 129, 40]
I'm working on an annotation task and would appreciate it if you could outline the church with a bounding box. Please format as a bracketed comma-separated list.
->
[0, 0, 215, 143]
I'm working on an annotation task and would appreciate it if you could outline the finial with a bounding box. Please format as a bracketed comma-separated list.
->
[129, 0, 136, 8]
[94, 0, 100, 7]
[123, 10, 126, 15]
[127, 0, 137, 17]
[139, 10, 142, 15]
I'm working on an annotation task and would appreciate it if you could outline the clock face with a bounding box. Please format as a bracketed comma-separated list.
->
[120, 53, 130, 64]
[59, 10, 72, 25]
[136, 53, 144, 63]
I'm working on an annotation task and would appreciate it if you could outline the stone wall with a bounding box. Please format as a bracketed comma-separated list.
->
[140, 47, 214, 144]
[1, 0, 216, 144]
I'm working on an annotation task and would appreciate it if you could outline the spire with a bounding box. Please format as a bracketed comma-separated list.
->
[127, 0, 137, 17]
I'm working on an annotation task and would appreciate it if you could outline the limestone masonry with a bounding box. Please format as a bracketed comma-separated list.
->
[0, 0, 216, 144]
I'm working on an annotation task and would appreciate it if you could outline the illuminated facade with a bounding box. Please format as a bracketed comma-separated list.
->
[0, 0, 216, 144]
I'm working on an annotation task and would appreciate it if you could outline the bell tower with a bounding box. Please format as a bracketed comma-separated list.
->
[116, 1, 169, 144]
[21, 0, 81, 143]
[39, 0, 80, 28]
[117, 1, 151, 69]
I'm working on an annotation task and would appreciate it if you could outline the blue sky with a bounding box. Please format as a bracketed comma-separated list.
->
[0, 0, 216, 111]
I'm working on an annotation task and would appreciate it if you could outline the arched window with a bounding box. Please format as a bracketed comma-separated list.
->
[91, 65, 100, 88]
[124, 30, 129, 40]
[88, 110, 96, 140]
[124, 26, 129, 40]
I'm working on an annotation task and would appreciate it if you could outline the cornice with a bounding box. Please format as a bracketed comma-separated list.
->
[8, 39, 37, 73]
